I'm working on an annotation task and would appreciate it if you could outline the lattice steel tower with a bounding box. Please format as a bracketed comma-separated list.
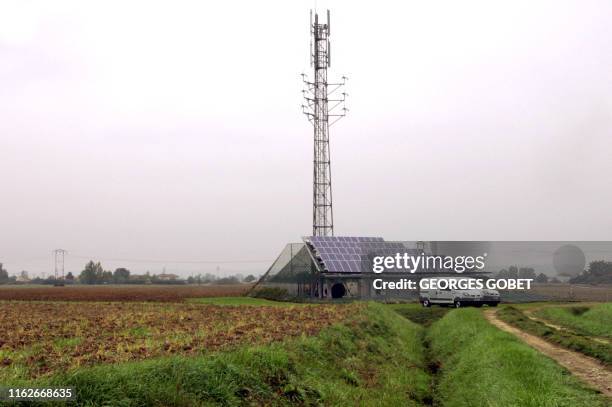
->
[54, 249, 67, 280]
[302, 10, 347, 236]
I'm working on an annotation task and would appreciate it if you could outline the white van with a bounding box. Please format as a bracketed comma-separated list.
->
[419, 278, 500, 308]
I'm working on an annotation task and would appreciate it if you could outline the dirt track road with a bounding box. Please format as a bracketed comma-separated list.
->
[484, 310, 612, 398]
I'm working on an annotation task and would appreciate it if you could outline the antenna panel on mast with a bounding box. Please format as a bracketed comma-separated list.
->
[301, 9, 348, 237]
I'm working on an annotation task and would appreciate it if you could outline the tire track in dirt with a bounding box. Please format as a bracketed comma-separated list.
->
[484, 309, 612, 398]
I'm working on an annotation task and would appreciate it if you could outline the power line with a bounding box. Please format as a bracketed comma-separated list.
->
[54, 249, 67, 280]
[67, 254, 272, 264]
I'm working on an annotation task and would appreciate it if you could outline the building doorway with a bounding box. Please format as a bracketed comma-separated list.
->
[331, 283, 346, 299]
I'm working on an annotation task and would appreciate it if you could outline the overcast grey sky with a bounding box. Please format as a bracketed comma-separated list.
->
[1, 1, 611, 276]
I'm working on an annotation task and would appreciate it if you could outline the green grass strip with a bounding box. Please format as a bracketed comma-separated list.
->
[498, 306, 612, 366]
[534, 304, 612, 338]
[3, 303, 430, 407]
[427, 308, 608, 407]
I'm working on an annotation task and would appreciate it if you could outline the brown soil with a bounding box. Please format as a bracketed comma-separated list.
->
[484, 309, 612, 398]
[0, 284, 251, 302]
[0, 301, 354, 378]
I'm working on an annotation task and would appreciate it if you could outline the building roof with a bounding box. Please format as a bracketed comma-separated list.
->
[303, 236, 417, 274]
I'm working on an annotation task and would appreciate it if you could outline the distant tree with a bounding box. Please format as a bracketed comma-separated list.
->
[102, 270, 113, 284]
[535, 273, 549, 284]
[497, 268, 517, 279]
[0, 263, 8, 284]
[518, 267, 536, 280]
[213, 276, 240, 285]
[586, 260, 612, 279]
[79, 261, 103, 284]
[20, 270, 29, 280]
[65, 272, 75, 281]
[550, 277, 561, 283]
[203, 273, 217, 283]
[244, 274, 257, 283]
[497, 266, 521, 279]
[570, 260, 612, 284]
[95, 268, 104, 283]
[113, 268, 130, 284]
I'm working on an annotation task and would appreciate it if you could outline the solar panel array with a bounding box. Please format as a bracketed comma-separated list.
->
[304, 236, 409, 273]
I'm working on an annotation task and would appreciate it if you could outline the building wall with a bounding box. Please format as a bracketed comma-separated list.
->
[320, 274, 421, 300]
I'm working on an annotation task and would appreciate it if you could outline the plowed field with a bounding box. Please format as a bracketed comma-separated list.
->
[0, 302, 355, 379]
[0, 284, 250, 302]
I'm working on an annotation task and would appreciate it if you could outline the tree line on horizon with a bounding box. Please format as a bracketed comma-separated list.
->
[0, 261, 258, 285]
[494, 262, 612, 285]
[3, 260, 611, 285]
[495, 266, 556, 284]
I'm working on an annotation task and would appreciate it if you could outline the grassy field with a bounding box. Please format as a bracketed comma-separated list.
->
[427, 308, 608, 407]
[1, 287, 610, 406]
[497, 306, 612, 365]
[534, 303, 612, 338]
[3, 303, 431, 406]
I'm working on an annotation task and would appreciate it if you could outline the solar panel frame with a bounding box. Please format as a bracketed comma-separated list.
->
[304, 236, 409, 273]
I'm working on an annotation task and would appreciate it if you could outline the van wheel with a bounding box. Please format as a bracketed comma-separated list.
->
[422, 299, 431, 308]
[454, 300, 461, 308]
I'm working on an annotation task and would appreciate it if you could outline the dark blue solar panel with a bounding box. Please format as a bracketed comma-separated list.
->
[303, 236, 409, 273]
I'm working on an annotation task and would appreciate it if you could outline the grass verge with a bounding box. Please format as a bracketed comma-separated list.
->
[4, 303, 429, 406]
[389, 303, 450, 327]
[427, 308, 608, 407]
[498, 306, 612, 365]
[533, 303, 612, 338]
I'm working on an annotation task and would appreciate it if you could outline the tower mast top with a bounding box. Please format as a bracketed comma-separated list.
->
[301, 10, 348, 237]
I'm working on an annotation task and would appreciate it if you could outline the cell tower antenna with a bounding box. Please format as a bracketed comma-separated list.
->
[54, 249, 67, 281]
[301, 9, 348, 237]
